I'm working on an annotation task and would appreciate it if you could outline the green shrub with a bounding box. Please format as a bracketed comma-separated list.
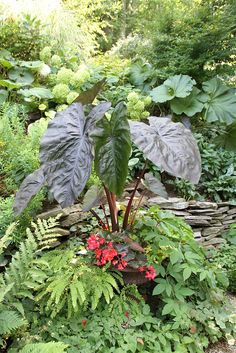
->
[173, 133, 236, 202]
[0, 15, 48, 61]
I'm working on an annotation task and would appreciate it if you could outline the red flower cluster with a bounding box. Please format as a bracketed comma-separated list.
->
[87, 234, 128, 270]
[138, 265, 156, 280]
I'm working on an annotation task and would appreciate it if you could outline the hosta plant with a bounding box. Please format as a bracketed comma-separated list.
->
[13, 99, 201, 273]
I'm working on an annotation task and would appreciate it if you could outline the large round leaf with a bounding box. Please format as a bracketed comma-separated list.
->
[129, 116, 201, 184]
[203, 78, 236, 125]
[170, 88, 208, 117]
[8, 68, 34, 85]
[19, 87, 53, 99]
[39, 103, 93, 208]
[151, 75, 196, 103]
[91, 102, 132, 196]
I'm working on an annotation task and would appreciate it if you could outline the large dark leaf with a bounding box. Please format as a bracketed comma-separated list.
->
[76, 79, 106, 105]
[40, 103, 94, 207]
[129, 117, 201, 184]
[91, 102, 131, 196]
[13, 168, 46, 216]
[82, 185, 105, 212]
[85, 101, 111, 132]
[143, 172, 168, 198]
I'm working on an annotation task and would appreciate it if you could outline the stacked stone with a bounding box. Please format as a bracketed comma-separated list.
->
[147, 197, 236, 249]
[37, 197, 236, 249]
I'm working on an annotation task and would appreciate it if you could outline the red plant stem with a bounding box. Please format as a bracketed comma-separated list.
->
[101, 204, 110, 231]
[130, 191, 147, 227]
[104, 186, 119, 232]
[122, 161, 147, 230]
[90, 209, 106, 228]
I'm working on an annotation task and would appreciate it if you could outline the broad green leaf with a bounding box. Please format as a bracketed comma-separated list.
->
[153, 283, 166, 295]
[143, 172, 168, 198]
[171, 87, 208, 117]
[203, 78, 236, 125]
[214, 122, 236, 152]
[19, 60, 43, 69]
[92, 102, 131, 196]
[151, 74, 195, 103]
[129, 116, 201, 184]
[178, 287, 194, 296]
[0, 57, 15, 69]
[0, 89, 8, 103]
[8, 68, 34, 85]
[162, 302, 174, 315]
[170, 250, 182, 265]
[0, 79, 22, 89]
[19, 87, 53, 99]
[183, 267, 192, 281]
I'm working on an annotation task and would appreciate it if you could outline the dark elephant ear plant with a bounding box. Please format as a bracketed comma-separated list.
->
[13, 100, 201, 280]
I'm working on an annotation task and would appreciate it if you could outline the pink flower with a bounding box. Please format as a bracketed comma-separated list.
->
[87, 234, 105, 250]
[145, 266, 156, 280]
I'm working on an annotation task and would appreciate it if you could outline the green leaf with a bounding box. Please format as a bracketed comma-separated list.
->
[162, 302, 174, 315]
[8, 68, 34, 85]
[0, 89, 8, 103]
[203, 78, 236, 125]
[183, 267, 192, 281]
[0, 57, 15, 69]
[170, 250, 182, 265]
[178, 287, 194, 296]
[214, 122, 236, 152]
[0, 79, 22, 89]
[170, 87, 207, 117]
[153, 283, 166, 295]
[76, 79, 106, 105]
[92, 102, 131, 196]
[151, 75, 196, 103]
[19, 87, 53, 99]
[19, 60, 43, 69]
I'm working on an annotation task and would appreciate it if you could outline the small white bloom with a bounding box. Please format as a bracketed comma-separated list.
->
[39, 64, 51, 77]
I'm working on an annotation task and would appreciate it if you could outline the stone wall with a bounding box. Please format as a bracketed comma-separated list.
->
[37, 197, 236, 249]
[148, 197, 236, 248]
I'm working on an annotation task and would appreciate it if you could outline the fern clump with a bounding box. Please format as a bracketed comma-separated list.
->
[19, 342, 68, 353]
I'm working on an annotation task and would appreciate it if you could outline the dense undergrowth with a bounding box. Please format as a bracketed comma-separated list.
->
[0, 0, 235, 352]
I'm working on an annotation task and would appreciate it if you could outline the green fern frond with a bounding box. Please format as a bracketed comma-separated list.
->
[19, 342, 68, 353]
[0, 222, 16, 255]
[0, 310, 26, 335]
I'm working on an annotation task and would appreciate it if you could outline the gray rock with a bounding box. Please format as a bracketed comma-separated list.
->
[193, 231, 202, 239]
[184, 216, 211, 226]
[227, 208, 236, 216]
[223, 214, 236, 221]
[164, 210, 190, 216]
[204, 238, 225, 246]
[52, 227, 70, 236]
[202, 227, 223, 236]
[217, 206, 229, 213]
[61, 212, 89, 227]
[188, 201, 218, 210]
[222, 219, 236, 225]
[37, 206, 69, 219]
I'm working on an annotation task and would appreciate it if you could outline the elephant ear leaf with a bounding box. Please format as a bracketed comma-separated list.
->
[82, 185, 105, 212]
[129, 116, 201, 184]
[40, 103, 94, 208]
[143, 172, 168, 198]
[214, 122, 236, 152]
[76, 79, 106, 105]
[13, 168, 46, 216]
[85, 101, 111, 132]
[91, 102, 131, 196]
